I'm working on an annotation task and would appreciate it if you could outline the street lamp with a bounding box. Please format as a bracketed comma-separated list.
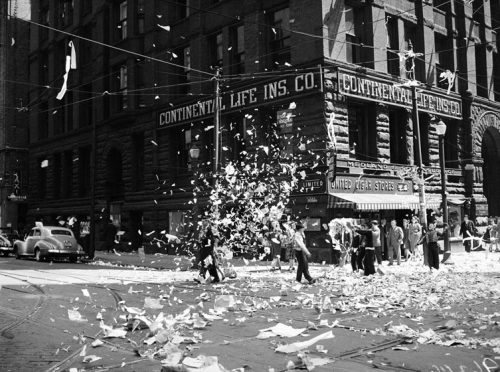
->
[189, 144, 200, 161]
[435, 119, 452, 264]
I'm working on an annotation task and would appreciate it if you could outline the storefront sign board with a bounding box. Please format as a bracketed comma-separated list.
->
[337, 159, 462, 177]
[159, 70, 321, 127]
[329, 174, 412, 195]
[338, 69, 462, 120]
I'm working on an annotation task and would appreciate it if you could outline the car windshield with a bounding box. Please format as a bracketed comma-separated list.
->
[50, 230, 72, 236]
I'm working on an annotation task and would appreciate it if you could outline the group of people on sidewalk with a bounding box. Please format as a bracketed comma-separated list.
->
[194, 212, 500, 284]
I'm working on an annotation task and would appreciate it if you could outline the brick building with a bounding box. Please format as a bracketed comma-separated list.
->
[0, 0, 30, 232]
[27, 1, 499, 258]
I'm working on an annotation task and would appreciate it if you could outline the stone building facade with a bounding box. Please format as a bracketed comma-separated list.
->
[26, 0, 499, 256]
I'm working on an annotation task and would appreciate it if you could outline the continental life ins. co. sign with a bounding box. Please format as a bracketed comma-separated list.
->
[158, 70, 320, 127]
[338, 69, 462, 120]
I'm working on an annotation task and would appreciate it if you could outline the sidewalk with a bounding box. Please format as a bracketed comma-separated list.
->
[90, 250, 278, 273]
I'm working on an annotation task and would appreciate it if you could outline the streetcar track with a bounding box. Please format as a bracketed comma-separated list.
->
[0, 271, 47, 339]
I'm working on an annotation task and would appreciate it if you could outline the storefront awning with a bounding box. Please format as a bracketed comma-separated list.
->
[329, 193, 420, 210]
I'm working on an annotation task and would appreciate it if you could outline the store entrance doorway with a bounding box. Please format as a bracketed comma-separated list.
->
[482, 127, 500, 216]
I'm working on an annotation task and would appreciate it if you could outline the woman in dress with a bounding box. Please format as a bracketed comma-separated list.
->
[408, 216, 422, 259]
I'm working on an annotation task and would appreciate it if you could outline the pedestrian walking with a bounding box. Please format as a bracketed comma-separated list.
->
[357, 223, 376, 276]
[103, 218, 118, 253]
[371, 221, 382, 265]
[340, 221, 352, 267]
[269, 219, 282, 271]
[347, 222, 361, 272]
[402, 218, 411, 260]
[387, 219, 403, 265]
[408, 216, 422, 259]
[483, 218, 495, 257]
[380, 218, 388, 260]
[460, 214, 478, 253]
[293, 223, 316, 284]
[491, 218, 500, 252]
[419, 221, 446, 271]
[197, 225, 221, 283]
[282, 221, 296, 271]
[329, 221, 342, 266]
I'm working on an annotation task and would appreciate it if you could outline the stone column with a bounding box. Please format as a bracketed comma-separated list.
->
[376, 104, 390, 162]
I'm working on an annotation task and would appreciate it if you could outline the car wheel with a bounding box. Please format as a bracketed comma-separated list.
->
[35, 249, 43, 262]
[2, 251, 9, 257]
[14, 247, 21, 259]
[69, 256, 77, 263]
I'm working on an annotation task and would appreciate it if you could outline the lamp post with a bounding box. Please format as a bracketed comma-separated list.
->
[435, 120, 451, 264]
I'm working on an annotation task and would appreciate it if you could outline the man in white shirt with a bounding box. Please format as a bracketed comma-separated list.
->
[293, 223, 316, 284]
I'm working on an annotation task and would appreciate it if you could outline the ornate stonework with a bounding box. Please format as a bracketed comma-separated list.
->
[471, 108, 500, 156]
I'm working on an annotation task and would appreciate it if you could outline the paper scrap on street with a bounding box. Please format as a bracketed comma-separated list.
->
[257, 323, 306, 339]
[275, 331, 334, 354]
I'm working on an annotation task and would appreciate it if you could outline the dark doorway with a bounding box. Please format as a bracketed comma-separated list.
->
[482, 128, 500, 216]
[106, 148, 123, 200]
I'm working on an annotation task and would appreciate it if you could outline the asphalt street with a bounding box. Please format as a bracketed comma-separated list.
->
[0, 252, 499, 372]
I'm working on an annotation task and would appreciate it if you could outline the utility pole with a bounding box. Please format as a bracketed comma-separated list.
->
[412, 85, 427, 227]
[88, 116, 97, 259]
[0, 0, 8, 227]
[412, 84, 428, 265]
[213, 68, 221, 220]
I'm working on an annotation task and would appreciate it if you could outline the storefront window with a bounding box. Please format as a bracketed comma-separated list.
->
[444, 120, 459, 169]
[347, 102, 376, 161]
[389, 108, 409, 164]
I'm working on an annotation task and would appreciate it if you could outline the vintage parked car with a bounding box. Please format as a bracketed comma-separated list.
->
[14, 226, 85, 263]
[0, 234, 13, 256]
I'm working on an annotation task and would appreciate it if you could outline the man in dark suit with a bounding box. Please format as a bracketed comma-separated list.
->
[460, 214, 477, 253]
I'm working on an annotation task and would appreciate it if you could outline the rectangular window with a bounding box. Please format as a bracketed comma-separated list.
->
[443, 122, 459, 168]
[132, 132, 144, 191]
[38, 101, 49, 140]
[172, 46, 190, 95]
[62, 150, 73, 198]
[82, 0, 92, 15]
[345, 5, 373, 67]
[386, 15, 400, 76]
[66, 91, 73, 131]
[38, 157, 47, 199]
[209, 32, 223, 69]
[169, 211, 187, 236]
[170, 126, 190, 178]
[80, 24, 93, 66]
[53, 153, 62, 199]
[39, 51, 49, 85]
[404, 22, 423, 81]
[118, 1, 128, 40]
[175, 0, 190, 20]
[435, 33, 454, 91]
[269, 7, 291, 67]
[230, 25, 245, 75]
[60, 0, 74, 27]
[389, 109, 408, 164]
[413, 113, 430, 166]
[137, 0, 145, 34]
[39, 6, 49, 41]
[78, 146, 91, 197]
[80, 84, 93, 127]
[136, 60, 146, 108]
[347, 102, 376, 161]
[113, 64, 128, 111]
[54, 99, 65, 135]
